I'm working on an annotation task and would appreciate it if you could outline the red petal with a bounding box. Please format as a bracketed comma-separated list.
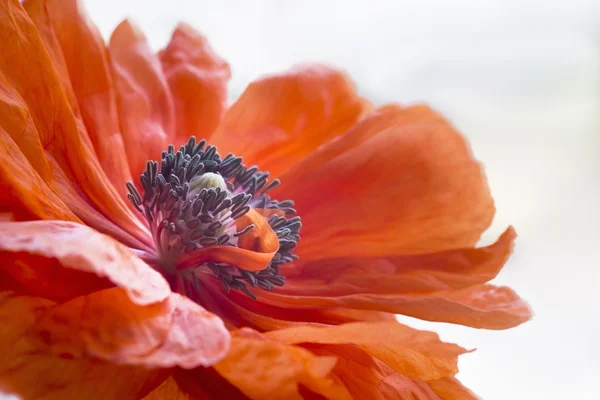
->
[0, 220, 168, 305]
[36, 288, 229, 369]
[0, 289, 229, 399]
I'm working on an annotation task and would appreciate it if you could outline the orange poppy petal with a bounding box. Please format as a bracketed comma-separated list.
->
[159, 23, 230, 144]
[109, 19, 175, 179]
[266, 321, 466, 381]
[279, 227, 516, 296]
[0, 220, 169, 305]
[213, 330, 351, 400]
[305, 344, 441, 400]
[0, 129, 79, 222]
[210, 65, 371, 177]
[177, 209, 279, 272]
[142, 377, 191, 400]
[427, 377, 478, 400]
[39, 0, 134, 192]
[0, 290, 226, 399]
[259, 282, 531, 330]
[35, 288, 229, 369]
[0, 0, 150, 247]
[171, 367, 250, 399]
[272, 104, 495, 260]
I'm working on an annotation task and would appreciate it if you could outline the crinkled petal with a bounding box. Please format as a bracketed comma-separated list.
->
[0, 290, 227, 399]
[35, 288, 229, 369]
[305, 344, 441, 400]
[159, 23, 230, 144]
[213, 329, 351, 400]
[0, 0, 150, 248]
[210, 65, 371, 177]
[0, 220, 168, 305]
[0, 128, 79, 222]
[266, 321, 466, 381]
[279, 227, 516, 296]
[259, 283, 531, 330]
[109, 19, 175, 179]
[272, 104, 495, 260]
[38, 0, 134, 193]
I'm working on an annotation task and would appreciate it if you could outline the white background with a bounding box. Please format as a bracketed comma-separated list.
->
[85, 1, 600, 399]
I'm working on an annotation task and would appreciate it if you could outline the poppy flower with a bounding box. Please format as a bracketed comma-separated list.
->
[0, 0, 532, 399]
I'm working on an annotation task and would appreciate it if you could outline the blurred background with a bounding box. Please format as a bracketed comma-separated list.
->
[86, 1, 600, 398]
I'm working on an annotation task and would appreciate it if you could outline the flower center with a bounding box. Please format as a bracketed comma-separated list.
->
[126, 137, 300, 300]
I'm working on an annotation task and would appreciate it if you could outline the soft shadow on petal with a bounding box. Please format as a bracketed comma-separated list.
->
[259, 283, 531, 330]
[304, 344, 440, 400]
[213, 330, 351, 400]
[0, 0, 151, 248]
[0, 220, 169, 305]
[198, 280, 394, 331]
[272, 104, 495, 260]
[0, 129, 79, 222]
[159, 23, 230, 144]
[34, 0, 135, 194]
[279, 227, 516, 296]
[142, 377, 192, 400]
[34, 288, 229, 369]
[177, 209, 279, 272]
[109, 19, 175, 180]
[266, 321, 466, 381]
[0, 291, 160, 399]
[210, 65, 371, 178]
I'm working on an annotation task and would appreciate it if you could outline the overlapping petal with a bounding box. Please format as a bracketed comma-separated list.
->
[0, 0, 150, 248]
[0, 220, 168, 304]
[210, 65, 371, 177]
[159, 23, 230, 144]
[272, 104, 495, 260]
[213, 329, 351, 400]
[37, 0, 134, 192]
[177, 209, 279, 272]
[109, 19, 175, 181]
[0, 289, 229, 399]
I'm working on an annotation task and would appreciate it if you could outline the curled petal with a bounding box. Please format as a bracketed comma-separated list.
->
[177, 209, 279, 272]
[280, 227, 517, 296]
[159, 23, 231, 143]
[266, 321, 466, 381]
[0, 290, 222, 399]
[214, 330, 351, 400]
[272, 104, 495, 260]
[109, 19, 175, 179]
[35, 288, 230, 369]
[210, 65, 371, 177]
[0, 220, 169, 305]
